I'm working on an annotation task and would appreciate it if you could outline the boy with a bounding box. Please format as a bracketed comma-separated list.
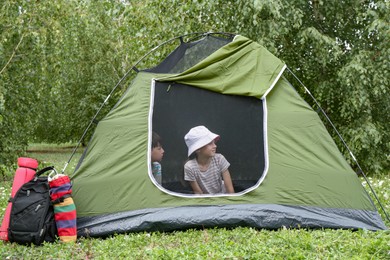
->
[151, 132, 164, 185]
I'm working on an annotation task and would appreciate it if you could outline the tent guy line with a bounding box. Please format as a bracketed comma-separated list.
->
[286, 66, 389, 223]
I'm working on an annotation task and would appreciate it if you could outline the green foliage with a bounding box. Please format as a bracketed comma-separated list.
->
[1, 0, 389, 173]
[362, 173, 390, 223]
[308, 0, 390, 173]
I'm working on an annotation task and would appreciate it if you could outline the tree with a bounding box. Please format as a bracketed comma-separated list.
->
[1, 1, 37, 172]
[1, 0, 388, 175]
[197, 0, 389, 173]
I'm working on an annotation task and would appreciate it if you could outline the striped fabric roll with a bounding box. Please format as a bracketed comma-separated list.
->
[49, 175, 77, 242]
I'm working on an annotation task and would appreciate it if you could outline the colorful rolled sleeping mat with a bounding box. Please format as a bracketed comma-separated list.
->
[49, 174, 77, 242]
[0, 157, 38, 241]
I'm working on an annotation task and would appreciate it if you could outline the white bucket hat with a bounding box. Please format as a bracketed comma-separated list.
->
[184, 126, 220, 157]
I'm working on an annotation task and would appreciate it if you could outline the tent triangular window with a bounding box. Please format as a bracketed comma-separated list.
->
[151, 80, 267, 195]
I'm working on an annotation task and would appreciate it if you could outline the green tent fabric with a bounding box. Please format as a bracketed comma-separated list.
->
[158, 35, 286, 98]
[72, 34, 386, 237]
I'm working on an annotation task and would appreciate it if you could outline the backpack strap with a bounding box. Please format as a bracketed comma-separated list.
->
[35, 166, 55, 177]
[51, 194, 72, 205]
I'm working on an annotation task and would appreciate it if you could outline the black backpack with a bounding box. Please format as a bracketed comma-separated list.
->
[8, 166, 57, 245]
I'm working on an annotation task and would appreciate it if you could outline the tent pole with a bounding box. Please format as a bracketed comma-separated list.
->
[286, 66, 390, 223]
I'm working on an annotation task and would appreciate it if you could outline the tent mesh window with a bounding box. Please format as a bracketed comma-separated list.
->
[145, 35, 233, 74]
[152, 82, 266, 194]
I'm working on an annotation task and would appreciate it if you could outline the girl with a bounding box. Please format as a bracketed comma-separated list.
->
[184, 126, 234, 194]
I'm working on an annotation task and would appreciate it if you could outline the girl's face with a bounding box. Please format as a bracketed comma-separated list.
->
[151, 143, 164, 162]
[197, 140, 217, 157]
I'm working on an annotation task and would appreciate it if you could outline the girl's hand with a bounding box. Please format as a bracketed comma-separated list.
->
[222, 170, 235, 193]
[189, 181, 203, 194]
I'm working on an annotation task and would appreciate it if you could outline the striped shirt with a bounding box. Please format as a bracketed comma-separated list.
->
[184, 153, 230, 194]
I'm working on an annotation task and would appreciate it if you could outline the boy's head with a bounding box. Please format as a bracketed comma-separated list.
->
[184, 125, 220, 157]
[151, 132, 164, 162]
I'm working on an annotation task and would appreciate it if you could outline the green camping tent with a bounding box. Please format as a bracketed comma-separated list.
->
[72, 33, 386, 237]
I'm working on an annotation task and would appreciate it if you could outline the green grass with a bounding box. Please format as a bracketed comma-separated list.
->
[0, 145, 389, 259]
[1, 228, 389, 259]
